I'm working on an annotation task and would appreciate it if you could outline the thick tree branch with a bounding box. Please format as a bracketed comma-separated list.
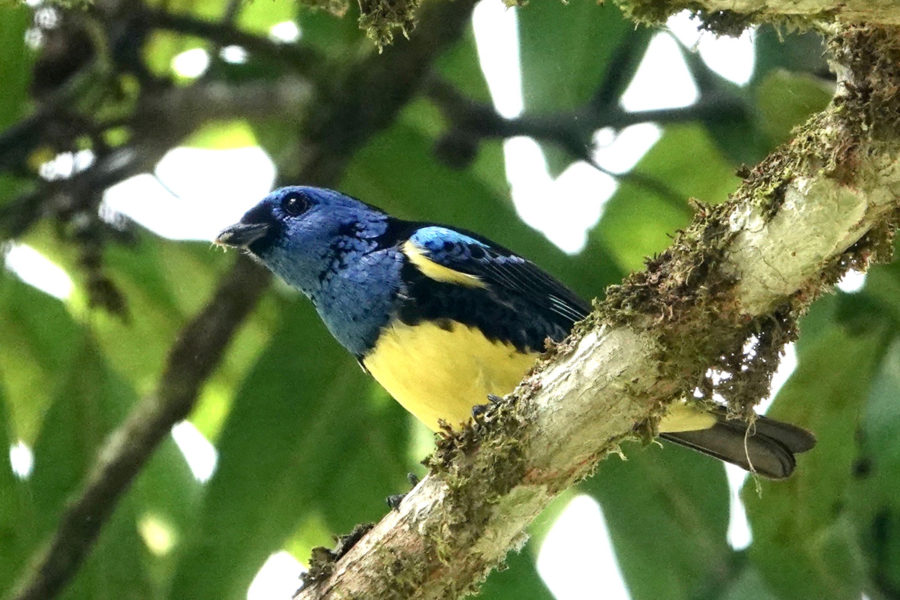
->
[296, 24, 900, 600]
[616, 0, 900, 27]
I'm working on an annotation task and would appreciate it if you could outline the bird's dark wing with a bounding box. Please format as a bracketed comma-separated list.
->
[397, 225, 590, 351]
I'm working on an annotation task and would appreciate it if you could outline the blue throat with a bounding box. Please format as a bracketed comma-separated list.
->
[311, 246, 403, 357]
[260, 216, 402, 357]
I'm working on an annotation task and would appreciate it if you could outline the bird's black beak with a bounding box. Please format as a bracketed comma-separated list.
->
[215, 222, 270, 248]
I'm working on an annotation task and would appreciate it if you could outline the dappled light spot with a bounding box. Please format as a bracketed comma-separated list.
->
[171, 421, 218, 483]
[838, 270, 867, 293]
[102, 145, 275, 241]
[537, 494, 629, 600]
[172, 48, 210, 79]
[247, 551, 305, 600]
[4, 244, 74, 300]
[667, 11, 756, 86]
[9, 440, 34, 479]
[621, 33, 699, 112]
[472, 0, 522, 119]
[138, 513, 177, 556]
[725, 464, 753, 550]
[269, 21, 300, 43]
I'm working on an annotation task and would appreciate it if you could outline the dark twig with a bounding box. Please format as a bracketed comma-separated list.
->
[426, 78, 721, 206]
[0, 78, 313, 241]
[8, 256, 271, 600]
[427, 77, 746, 145]
[590, 27, 654, 110]
[143, 9, 327, 77]
[581, 154, 686, 209]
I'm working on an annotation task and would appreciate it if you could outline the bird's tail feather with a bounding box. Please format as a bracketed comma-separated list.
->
[660, 411, 816, 479]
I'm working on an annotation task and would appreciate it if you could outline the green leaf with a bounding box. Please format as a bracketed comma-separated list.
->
[850, 338, 900, 597]
[131, 437, 204, 592]
[0, 175, 34, 211]
[58, 497, 154, 600]
[0, 382, 34, 593]
[0, 303, 157, 600]
[755, 70, 833, 146]
[519, 0, 634, 110]
[237, 0, 297, 34]
[298, 4, 365, 59]
[0, 4, 32, 131]
[716, 26, 832, 166]
[20, 340, 153, 600]
[25, 232, 231, 394]
[590, 124, 736, 274]
[435, 25, 492, 105]
[702, 99, 772, 166]
[720, 564, 781, 600]
[22, 228, 274, 442]
[88, 238, 222, 394]
[143, 32, 207, 78]
[743, 322, 890, 600]
[518, 0, 642, 175]
[1, 268, 204, 595]
[752, 27, 829, 84]
[847, 244, 900, 329]
[0, 272, 82, 442]
[582, 442, 734, 600]
[478, 540, 553, 600]
[182, 120, 259, 149]
[28, 341, 137, 535]
[168, 300, 410, 600]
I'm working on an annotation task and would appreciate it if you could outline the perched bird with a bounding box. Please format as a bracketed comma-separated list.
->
[217, 186, 815, 479]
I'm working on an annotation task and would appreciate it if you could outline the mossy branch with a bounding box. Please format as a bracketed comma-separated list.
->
[615, 0, 900, 30]
[295, 24, 900, 600]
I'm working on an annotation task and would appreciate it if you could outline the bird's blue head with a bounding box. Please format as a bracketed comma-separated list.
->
[216, 186, 391, 299]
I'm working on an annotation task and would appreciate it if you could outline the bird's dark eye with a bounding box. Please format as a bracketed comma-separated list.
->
[281, 192, 309, 217]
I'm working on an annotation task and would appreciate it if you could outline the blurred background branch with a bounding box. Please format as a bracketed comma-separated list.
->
[9, 255, 271, 600]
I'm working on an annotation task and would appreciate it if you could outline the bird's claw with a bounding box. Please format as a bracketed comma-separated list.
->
[386, 472, 421, 510]
[472, 394, 504, 418]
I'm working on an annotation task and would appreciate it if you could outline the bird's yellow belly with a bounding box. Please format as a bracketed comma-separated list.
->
[362, 320, 537, 431]
[362, 320, 717, 434]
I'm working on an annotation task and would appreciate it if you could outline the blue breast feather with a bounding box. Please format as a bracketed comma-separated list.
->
[314, 242, 404, 358]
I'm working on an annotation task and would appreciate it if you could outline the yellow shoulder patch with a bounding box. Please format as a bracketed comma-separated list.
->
[402, 240, 486, 288]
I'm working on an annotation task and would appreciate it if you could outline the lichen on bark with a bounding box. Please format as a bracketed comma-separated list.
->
[357, 0, 420, 49]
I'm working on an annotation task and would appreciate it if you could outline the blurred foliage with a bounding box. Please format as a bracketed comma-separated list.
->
[0, 1, 896, 600]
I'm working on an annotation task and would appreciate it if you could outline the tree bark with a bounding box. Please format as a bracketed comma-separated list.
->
[617, 0, 900, 26]
[296, 23, 900, 600]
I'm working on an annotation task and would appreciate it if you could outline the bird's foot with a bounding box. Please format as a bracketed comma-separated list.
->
[471, 394, 505, 418]
[386, 472, 421, 510]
